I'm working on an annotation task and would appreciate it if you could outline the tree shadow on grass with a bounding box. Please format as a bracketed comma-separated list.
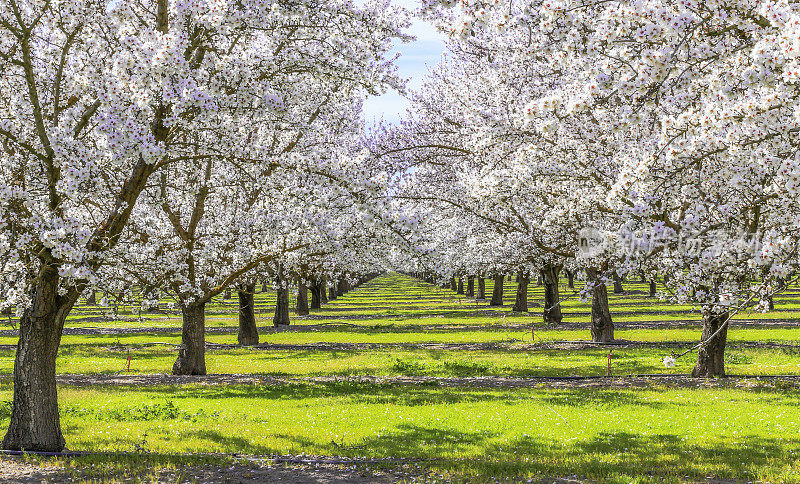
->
[452, 431, 799, 481]
[538, 389, 668, 409]
[272, 424, 496, 458]
[144, 381, 523, 406]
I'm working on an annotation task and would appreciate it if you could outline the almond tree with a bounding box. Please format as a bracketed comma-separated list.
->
[0, 0, 406, 450]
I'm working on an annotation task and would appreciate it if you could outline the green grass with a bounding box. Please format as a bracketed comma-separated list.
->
[2, 381, 800, 482]
[2, 271, 800, 482]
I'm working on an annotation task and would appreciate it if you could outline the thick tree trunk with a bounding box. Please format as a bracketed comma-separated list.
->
[692, 311, 728, 377]
[237, 284, 258, 346]
[273, 286, 290, 326]
[512, 271, 529, 312]
[466, 276, 475, 297]
[310, 280, 321, 310]
[587, 268, 614, 342]
[173, 302, 207, 375]
[457, 278, 464, 294]
[450, 276, 457, 291]
[649, 280, 657, 297]
[3, 267, 74, 452]
[612, 272, 624, 294]
[296, 282, 309, 316]
[328, 286, 337, 301]
[565, 269, 574, 289]
[542, 265, 563, 324]
[86, 291, 97, 305]
[489, 275, 504, 306]
[477, 278, 486, 299]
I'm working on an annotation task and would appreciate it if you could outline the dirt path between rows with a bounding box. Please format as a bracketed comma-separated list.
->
[2, 339, 797, 353]
[0, 455, 420, 483]
[0, 373, 792, 390]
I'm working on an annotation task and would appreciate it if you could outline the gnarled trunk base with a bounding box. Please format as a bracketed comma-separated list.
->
[489, 275, 504, 306]
[3, 267, 73, 452]
[173, 303, 207, 375]
[274, 287, 290, 326]
[237, 284, 258, 346]
[310, 280, 321, 309]
[692, 311, 728, 377]
[296, 283, 309, 316]
[587, 268, 613, 342]
[542, 265, 563, 324]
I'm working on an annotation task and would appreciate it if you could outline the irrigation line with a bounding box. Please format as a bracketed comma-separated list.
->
[672, 275, 800, 361]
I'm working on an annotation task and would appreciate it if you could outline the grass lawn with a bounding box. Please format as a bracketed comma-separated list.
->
[1, 272, 799, 482]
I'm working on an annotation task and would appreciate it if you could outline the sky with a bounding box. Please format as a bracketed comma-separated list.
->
[361, 0, 447, 125]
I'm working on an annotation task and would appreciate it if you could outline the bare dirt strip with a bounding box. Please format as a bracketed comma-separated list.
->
[2, 339, 797, 353]
[0, 455, 422, 484]
[1, 317, 800, 338]
[0, 373, 792, 390]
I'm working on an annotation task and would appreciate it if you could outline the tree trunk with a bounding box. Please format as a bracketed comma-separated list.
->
[477, 277, 485, 299]
[261, 279, 269, 293]
[328, 286, 337, 301]
[173, 302, 207, 375]
[512, 271, 529, 312]
[310, 280, 321, 310]
[565, 269, 574, 289]
[649, 280, 656, 297]
[3, 266, 74, 452]
[542, 265, 563, 324]
[223, 288, 232, 300]
[337, 279, 347, 297]
[457, 278, 464, 294]
[692, 311, 728, 377]
[612, 271, 624, 294]
[466, 276, 475, 297]
[86, 291, 97, 306]
[273, 286, 290, 326]
[450, 276, 457, 291]
[237, 284, 258, 346]
[296, 282, 309, 316]
[320, 277, 328, 304]
[587, 268, 613, 342]
[489, 275, 504, 306]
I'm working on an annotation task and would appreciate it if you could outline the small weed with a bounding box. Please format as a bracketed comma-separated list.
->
[61, 401, 218, 422]
[392, 358, 429, 375]
[726, 352, 754, 365]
